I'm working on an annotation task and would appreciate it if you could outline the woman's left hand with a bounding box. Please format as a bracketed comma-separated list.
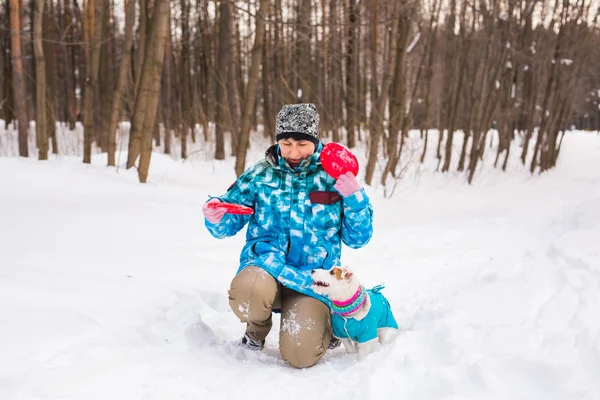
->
[334, 172, 361, 197]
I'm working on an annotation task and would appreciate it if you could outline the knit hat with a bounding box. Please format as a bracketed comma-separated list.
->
[275, 103, 320, 146]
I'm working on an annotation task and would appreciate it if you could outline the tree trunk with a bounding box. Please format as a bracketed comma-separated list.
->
[33, 0, 48, 160]
[9, 0, 29, 157]
[235, 18, 244, 118]
[272, 0, 284, 110]
[297, 0, 312, 102]
[162, 11, 173, 155]
[364, 11, 399, 186]
[98, 2, 113, 152]
[137, 0, 170, 183]
[1, 0, 13, 124]
[180, 0, 194, 155]
[108, 0, 135, 166]
[83, 0, 105, 164]
[530, 18, 563, 174]
[420, 0, 441, 164]
[519, 8, 536, 165]
[444, 9, 475, 172]
[436, 1, 458, 165]
[134, 0, 147, 97]
[228, 18, 241, 155]
[62, 0, 77, 129]
[319, 0, 329, 135]
[381, 5, 412, 185]
[191, 0, 209, 142]
[44, 0, 58, 154]
[467, 7, 507, 184]
[235, 0, 270, 176]
[330, 0, 343, 143]
[345, 0, 359, 148]
[214, 1, 232, 160]
[199, 0, 213, 126]
[262, 16, 275, 141]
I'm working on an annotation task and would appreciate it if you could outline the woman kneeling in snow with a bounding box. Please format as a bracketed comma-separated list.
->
[202, 103, 373, 368]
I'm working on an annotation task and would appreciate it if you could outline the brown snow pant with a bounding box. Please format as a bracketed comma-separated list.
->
[228, 266, 332, 368]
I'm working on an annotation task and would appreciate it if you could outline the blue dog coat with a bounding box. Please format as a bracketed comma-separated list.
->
[331, 285, 398, 343]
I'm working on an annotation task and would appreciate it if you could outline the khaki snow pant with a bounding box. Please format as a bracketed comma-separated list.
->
[228, 266, 332, 368]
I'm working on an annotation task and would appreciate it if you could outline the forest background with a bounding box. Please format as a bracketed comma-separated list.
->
[1, 0, 599, 185]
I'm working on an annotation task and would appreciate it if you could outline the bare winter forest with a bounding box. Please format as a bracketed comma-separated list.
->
[1, 0, 599, 183]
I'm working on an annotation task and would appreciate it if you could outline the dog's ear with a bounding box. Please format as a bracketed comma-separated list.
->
[342, 269, 353, 281]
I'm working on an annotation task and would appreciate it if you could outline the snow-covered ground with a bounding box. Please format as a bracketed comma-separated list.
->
[1, 127, 599, 399]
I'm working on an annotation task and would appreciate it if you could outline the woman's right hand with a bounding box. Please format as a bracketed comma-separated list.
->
[202, 198, 227, 224]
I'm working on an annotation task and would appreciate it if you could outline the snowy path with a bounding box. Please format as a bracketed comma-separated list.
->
[1, 132, 599, 399]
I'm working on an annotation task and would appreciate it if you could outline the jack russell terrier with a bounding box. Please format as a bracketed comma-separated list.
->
[311, 266, 398, 360]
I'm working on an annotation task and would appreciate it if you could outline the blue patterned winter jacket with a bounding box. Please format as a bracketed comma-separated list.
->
[205, 143, 373, 304]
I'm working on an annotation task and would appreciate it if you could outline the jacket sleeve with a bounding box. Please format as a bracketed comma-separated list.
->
[204, 164, 261, 239]
[340, 188, 373, 248]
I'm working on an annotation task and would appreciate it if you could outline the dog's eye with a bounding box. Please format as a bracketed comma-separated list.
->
[329, 269, 335, 275]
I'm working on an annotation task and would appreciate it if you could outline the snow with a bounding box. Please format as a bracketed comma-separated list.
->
[1, 127, 600, 400]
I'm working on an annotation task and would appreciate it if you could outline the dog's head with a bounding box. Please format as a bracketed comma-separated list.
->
[311, 266, 360, 301]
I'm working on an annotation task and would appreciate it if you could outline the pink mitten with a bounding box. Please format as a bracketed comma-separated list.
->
[333, 171, 361, 197]
[202, 198, 227, 224]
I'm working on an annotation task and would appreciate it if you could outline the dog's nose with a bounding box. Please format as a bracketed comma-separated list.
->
[311, 269, 315, 274]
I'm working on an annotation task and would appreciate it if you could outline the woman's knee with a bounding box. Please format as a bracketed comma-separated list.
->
[280, 335, 326, 368]
[279, 293, 331, 368]
[228, 266, 278, 321]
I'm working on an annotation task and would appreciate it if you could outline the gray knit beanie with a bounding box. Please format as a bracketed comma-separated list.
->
[275, 103, 320, 146]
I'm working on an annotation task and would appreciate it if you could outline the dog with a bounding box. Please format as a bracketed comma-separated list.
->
[311, 266, 398, 360]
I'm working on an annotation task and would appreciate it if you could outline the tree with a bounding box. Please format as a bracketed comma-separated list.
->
[261, 10, 274, 141]
[33, 0, 48, 160]
[364, 1, 401, 186]
[235, 0, 270, 176]
[82, 0, 105, 163]
[9, 0, 29, 157]
[0, 1, 11, 124]
[214, 1, 232, 160]
[162, 11, 173, 155]
[179, 0, 194, 157]
[136, 0, 170, 183]
[108, 0, 136, 166]
[381, 1, 414, 184]
[134, 0, 147, 97]
[62, 0, 78, 129]
[43, 0, 58, 154]
[345, 0, 359, 148]
[2, 0, 598, 186]
[297, 0, 312, 102]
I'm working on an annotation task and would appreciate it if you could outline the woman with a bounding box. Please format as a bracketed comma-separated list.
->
[202, 103, 373, 368]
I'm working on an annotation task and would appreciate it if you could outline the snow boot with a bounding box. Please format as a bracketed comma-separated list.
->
[240, 333, 265, 351]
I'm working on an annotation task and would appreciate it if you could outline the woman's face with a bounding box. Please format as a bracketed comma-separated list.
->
[278, 138, 315, 166]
